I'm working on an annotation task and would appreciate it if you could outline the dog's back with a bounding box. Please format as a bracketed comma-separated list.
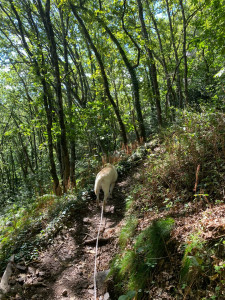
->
[94, 164, 117, 192]
[94, 164, 118, 210]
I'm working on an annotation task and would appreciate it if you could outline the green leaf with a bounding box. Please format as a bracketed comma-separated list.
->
[118, 290, 136, 300]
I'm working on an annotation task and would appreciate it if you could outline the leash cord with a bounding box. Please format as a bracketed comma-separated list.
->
[94, 205, 104, 300]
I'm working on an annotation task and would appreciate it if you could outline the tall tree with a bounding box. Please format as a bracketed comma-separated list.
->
[58, 8, 76, 188]
[179, 0, 188, 105]
[5, 0, 63, 195]
[75, 4, 147, 141]
[145, 0, 175, 113]
[136, 0, 162, 127]
[165, 0, 183, 108]
[70, 4, 128, 146]
[36, 0, 70, 192]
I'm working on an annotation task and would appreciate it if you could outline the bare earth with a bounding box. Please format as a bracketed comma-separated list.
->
[8, 174, 131, 300]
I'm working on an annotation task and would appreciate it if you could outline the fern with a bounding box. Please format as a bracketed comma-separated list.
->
[111, 218, 175, 297]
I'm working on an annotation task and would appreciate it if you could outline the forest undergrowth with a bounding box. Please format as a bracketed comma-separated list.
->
[0, 109, 225, 300]
[110, 109, 225, 300]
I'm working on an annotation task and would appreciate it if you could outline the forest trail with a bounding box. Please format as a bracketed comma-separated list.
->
[9, 167, 135, 300]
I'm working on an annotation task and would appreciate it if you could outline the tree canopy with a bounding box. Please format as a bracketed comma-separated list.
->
[0, 0, 224, 199]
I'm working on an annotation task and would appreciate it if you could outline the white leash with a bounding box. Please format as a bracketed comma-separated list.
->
[94, 205, 104, 300]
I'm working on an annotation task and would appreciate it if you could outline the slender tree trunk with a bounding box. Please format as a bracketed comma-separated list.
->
[146, 0, 175, 112]
[137, 0, 162, 127]
[96, 17, 146, 141]
[180, 0, 188, 105]
[37, 0, 70, 192]
[70, 4, 128, 146]
[59, 9, 76, 188]
[8, 0, 62, 195]
[44, 92, 62, 196]
[9, 148, 16, 194]
[40, 63, 62, 195]
[165, 0, 183, 108]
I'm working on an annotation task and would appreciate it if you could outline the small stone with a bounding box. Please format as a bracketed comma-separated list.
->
[104, 293, 110, 300]
[87, 289, 94, 295]
[62, 290, 68, 297]
[39, 271, 46, 277]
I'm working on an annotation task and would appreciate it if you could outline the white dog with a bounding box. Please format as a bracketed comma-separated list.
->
[94, 164, 118, 211]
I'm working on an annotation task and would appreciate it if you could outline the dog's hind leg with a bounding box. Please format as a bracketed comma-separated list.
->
[95, 187, 100, 207]
[102, 185, 110, 212]
[109, 182, 115, 198]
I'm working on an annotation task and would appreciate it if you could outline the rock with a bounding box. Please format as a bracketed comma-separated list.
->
[104, 293, 110, 300]
[28, 266, 36, 275]
[62, 289, 68, 297]
[96, 270, 110, 288]
[83, 217, 90, 223]
[87, 289, 94, 295]
[99, 293, 110, 300]
[17, 276, 26, 284]
[38, 271, 46, 277]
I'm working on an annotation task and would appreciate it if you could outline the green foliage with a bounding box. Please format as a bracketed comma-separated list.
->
[180, 232, 206, 283]
[139, 109, 225, 213]
[112, 108, 225, 298]
[0, 0, 225, 296]
[180, 231, 225, 299]
[119, 216, 138, 249]
[0, 0, 225, 204]
[118, 290, 136, 300]
[0, 193, 86, 272]
[111, 218, 174, 298]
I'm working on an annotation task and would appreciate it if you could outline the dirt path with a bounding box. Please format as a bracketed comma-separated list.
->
[10, 173, 132, 300]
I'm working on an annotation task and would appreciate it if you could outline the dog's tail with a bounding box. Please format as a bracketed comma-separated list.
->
[94, 177, 100, 195]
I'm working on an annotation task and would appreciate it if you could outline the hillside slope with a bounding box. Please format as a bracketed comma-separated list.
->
[1, 110, 225, 300]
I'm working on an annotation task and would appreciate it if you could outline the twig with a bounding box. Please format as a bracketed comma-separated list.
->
[208, 234, 225, 241]
[193, 164, 200, 193]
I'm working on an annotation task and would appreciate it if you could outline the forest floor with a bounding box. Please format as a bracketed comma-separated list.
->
[6, 164, 136, 300]
[4, 149, 225, 299]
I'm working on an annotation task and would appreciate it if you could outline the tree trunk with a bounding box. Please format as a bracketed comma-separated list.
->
[146, 0, 176, 113]
[165, 0, 183, 108]
[94, 15, 146, 141]
[43, 89, 62, 196]
[70, 4, 128, 146]
[136, 0, 162, 127]
[59, 9, 76, 188]
[9, 0, 62, 195]
[36, 0, 70, 192]
[180, 0, 188, 106]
